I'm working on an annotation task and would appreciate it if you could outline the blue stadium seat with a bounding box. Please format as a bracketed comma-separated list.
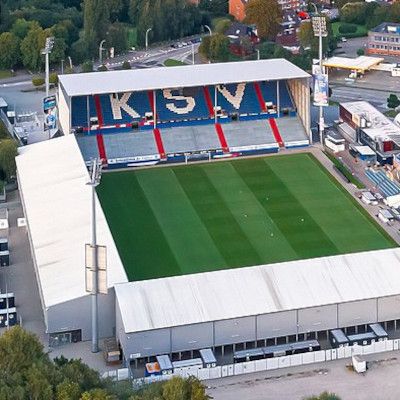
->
[215, 83, 260, 115]
[260, 81, 294, 110]
[99, 91, 151, 126]
[155, 87, 210, 122]
[71, 96, 96, 128]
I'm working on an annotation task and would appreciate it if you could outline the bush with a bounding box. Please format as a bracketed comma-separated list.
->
[49, 72, 58, 85]
[357, 48, 365, 56]
[97, 64, 108, 71]
[64, 66, 74, 74]
[338, 23, 358, 34]
[388, 93, 400, 109]
[121, 60, 131, 69]
[31, 76, 45, 86]
[81, 61, 93, 73]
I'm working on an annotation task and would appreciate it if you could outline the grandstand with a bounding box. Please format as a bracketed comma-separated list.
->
[58, 59, 311, 168]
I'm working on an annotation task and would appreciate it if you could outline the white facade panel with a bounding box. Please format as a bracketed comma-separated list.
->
[298, 304, 337, 333]
[127, 329, 171, 359]
[338, 299, 377, 327]
[378, 295, 400, 321]
[58, 86, 70, 135]
[171, 323, 213, 352]
[257, 311, 297, 338]
[214, 316, 256, 346]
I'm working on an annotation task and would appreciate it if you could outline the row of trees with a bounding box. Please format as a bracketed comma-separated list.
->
[0, 0, 228, 71]
[0, 326, 211, 400]
[340, 0, 400, 29]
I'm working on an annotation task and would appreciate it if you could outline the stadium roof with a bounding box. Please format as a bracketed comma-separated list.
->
[115, 248, 400, 333]
[59, 59, 310, 97]
[16, 135, 128, 308]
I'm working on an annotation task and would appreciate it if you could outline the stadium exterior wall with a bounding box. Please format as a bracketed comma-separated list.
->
[58, 85, 70, 136]
[46, 291, 116, 341]
[116, 296, 400, 360]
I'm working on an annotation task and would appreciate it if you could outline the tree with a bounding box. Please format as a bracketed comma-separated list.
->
[0, 140, 17, 181]
[107, 22, 128, 54]
[388, 93, 400, 109]
[122, 60, 131, 69]
[298, 20, 314, 49]
[11, 18, 36, 39]
[82, 60, 94, 72]
[97, 64, 108, 71]
[56, 380, 81, 400]
[199, 35, 212, 59]
[0, 32, 20, 69]
[162, 377, 186, 400]
[340, 2, 367, 25]
[49, 72, 58, 85]
[214, 18, 232, 34]
[209, 33, 230, 62]
[84, 0, 111, 57]
[357, 48, 364, 56]
[244, 0, 282, 40]
[20, 22, 46, 70]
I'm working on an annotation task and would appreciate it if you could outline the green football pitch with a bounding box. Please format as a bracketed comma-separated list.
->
[96, 153, 397, 281]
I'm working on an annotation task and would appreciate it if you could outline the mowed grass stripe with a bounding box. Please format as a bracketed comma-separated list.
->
[135, 168, 227, 273]
[202, 162, 299, 263]
[173, 165, 263, 268]
[266, 154, 396, 253]
[97, 172, 181, 281]
[232, 158, 340, 259]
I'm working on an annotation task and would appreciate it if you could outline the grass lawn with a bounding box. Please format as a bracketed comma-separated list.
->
[164, 59, 186, 67]
[97, 154, 397, 281]
[0, 70, 13, 79]
[384, 109, 398, 118]
[332, 22, 368, 38]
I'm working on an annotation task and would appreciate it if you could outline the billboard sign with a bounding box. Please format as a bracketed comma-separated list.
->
[43, 95, 58, 133]
[313, 73, 329, 107]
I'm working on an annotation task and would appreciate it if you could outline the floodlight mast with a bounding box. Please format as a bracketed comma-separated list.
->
[87, 158, 102, 353]
[41, 37, 55, 97]
[311, 3, 327, 145]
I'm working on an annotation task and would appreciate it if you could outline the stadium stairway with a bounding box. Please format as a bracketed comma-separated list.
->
[203, 86, 215, 117]
[365, 169, 400, 197]
[93, 95, 104, 126]
[96, 133, 108, 164]
[268, 118, 284, 148]
[148, 91, 156, 123]
[153, 128, 167, 159]
[253, 82, 267, 112]
[71, 96, 97, 129]
[214, 123, 229, 153]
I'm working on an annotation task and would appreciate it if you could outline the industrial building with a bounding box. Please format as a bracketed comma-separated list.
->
[367, 22, 400, 57]
[339, 101, 400, 164]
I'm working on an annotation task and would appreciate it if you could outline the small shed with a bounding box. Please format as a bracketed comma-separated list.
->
[361, 191, 378, 205]
[378, 209, 395, 224]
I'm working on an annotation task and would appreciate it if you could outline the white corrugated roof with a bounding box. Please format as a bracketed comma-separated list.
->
[59, 59, 309, 97]
[115, 248, 400, 333]
[323, 56, 384, 71]
[16, 135, 128, 308]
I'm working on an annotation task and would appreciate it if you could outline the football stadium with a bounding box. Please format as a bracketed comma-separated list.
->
[15, 59, 400, 369]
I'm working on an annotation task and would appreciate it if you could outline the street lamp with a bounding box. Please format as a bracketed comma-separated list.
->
[99, 39, 106, 66]
[145, 28, 152, 50]
[256, 49, 260, 60]
[192, 43, 195, 65]
[41, 37, 55, 97]
[311, 5, 327, 145]
[86, 158, 103, 353]
[204, 25, 212, 35]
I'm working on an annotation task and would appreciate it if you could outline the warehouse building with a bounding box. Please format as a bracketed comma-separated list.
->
[115, 248, 400, 363]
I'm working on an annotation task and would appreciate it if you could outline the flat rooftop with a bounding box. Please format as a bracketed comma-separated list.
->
[59, 59, 310, 97]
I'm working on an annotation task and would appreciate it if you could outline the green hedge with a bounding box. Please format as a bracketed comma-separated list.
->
[323, 151, 365, 189]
